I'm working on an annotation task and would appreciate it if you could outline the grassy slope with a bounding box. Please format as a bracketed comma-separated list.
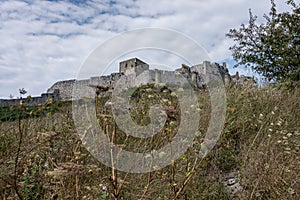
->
[0, 85, 299, 199]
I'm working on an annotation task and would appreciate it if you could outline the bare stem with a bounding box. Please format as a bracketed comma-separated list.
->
[140, 172, 152, 200]
[174, 157, 200, 200]
[13, 111, 24, 200]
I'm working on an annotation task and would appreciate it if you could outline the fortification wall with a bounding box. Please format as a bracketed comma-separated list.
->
[47, 80, 76, 101]
[0, 89, 60, 107]
[48, 59, 249, 103]
[1, 59, 245, 107]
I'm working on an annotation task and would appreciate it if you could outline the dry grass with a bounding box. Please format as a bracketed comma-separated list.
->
[0, 85, 299, 199]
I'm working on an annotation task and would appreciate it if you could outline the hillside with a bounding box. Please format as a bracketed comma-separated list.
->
[0, 85, 299, 199]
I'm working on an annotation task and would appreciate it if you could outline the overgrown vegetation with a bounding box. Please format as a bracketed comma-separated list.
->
[226, 0, 300, 87]
[0, 84, 299, 199]
[0, 100, 63, 122]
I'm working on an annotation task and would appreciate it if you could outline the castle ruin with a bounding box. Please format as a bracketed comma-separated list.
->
[0, 58, 254, 106]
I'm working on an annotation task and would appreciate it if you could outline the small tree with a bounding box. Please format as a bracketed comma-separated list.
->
[226, 0, 300, 86]
[19, 88, 27, 99]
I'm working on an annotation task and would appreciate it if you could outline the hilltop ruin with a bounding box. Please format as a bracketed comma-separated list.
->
[0, 58, 254, 106]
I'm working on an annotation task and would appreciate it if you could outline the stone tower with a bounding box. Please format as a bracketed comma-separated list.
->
[119, 57, 149, 76]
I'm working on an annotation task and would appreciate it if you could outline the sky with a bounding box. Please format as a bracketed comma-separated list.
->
[0, 0, 296, 98]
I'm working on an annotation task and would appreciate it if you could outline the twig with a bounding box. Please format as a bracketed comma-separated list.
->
[174, 157, 200, 200]
[76, 175, 79, 199]
[140, 172, 152, 200]
[13, 113, 24, 199]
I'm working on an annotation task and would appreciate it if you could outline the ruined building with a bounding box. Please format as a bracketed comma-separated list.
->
[0, 58, 254, 106]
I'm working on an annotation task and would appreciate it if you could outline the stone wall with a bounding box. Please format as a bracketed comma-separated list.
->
[47, 79, 76, 101]
[231, 71, 256, 86]
[0, 89, 60, 107]
[1, 58, 254, 106]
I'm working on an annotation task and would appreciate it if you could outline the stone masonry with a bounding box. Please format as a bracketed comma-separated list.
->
[0, 58, 254, 106]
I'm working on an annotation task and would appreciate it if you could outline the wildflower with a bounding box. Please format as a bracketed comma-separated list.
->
[85, 186, 91, 191]
[280, 130, 287, 134]
[19, 100, 25, 109]
[259, 113, 264, 119]
[195, 131, 202, 137]
[268, 128, 273, 132]
[276, 122, 282, 126]
[287, 188, 295, 195]
[271, 111, 275, 115]
[284, 167, 291, 173]
[268, 134, 271, 138]
[277, 140, 282, 144]
[283, 136, 288, 140]
[47, 98, 53, 105]
[285, 147, 291, 151]
[102, 185, 107, 191]
[169, 121, 176, 126]
[287, 133, 293, 137]
[270, 122, 274, 126]
[161, 172, 167, 179]
[171, 92, 176, 97]
[264, 163, 269, 170]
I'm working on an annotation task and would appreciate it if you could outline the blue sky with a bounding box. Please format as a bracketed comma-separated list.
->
[0, 0, 294, 98]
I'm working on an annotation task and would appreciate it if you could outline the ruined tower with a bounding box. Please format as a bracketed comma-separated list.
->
[119, 57, 149, 76]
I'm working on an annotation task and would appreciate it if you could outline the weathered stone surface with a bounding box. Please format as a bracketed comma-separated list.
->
[0, 58, 254, 106]
[0, 89, 60, 106]
[222, 171, 243, 197]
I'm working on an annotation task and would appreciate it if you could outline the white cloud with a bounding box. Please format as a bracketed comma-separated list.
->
[0, 0, 294, 98]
